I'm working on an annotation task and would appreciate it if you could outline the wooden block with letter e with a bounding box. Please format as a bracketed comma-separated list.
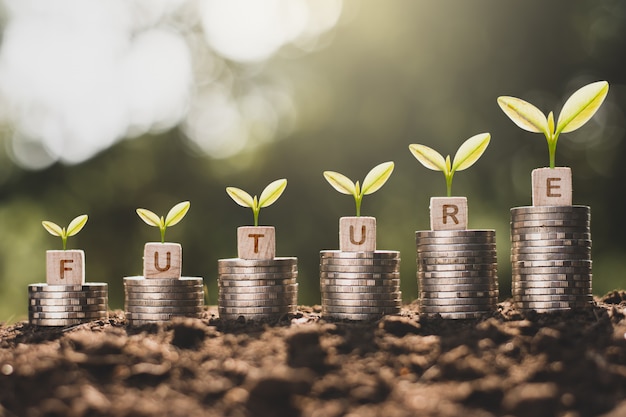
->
[144, 242, 182, 279]
[430, 197, 468, 230]
[532, 167, 572, 206]
[46, 250, 85, 285]
[238, 226, 276, 260]
[339, 216, 376, 252]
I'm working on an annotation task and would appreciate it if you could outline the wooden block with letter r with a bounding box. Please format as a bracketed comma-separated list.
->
[430, 197, 468, 230]
[144, 242, 182, 279]
[46, 250, 85, 285]
[532, 167, 572, 206]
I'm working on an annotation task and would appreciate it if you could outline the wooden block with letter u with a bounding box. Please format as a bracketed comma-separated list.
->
[144, 242, 182, 279]
[339, 216, 376, 252]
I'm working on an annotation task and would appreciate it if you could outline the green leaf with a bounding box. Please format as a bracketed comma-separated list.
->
[497, 96, 549, 135]
[361, 161, 394, 195]
[136, 208, 161, 227]
[452, 133, 491, 172]
[42, 221, 63, 237]
[547, 111, 555, 136]
[226, 187, 255, 208]
[66, 214, 88, 237]
[258, 179, 288, 208]
[445, 155, 452, 175]
[556, 81, 609, 134]
[165, 201, 190, 227]
[408, 144, 446, 171]
[323, 171, 356, 196]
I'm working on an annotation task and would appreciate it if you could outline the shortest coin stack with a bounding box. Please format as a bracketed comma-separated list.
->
[416, 230, 498, 319]
[124, 277, 204, 325]
[320, 250, 402, 321]
[28, 283, 109, 326]
[218, 257, 298, 320]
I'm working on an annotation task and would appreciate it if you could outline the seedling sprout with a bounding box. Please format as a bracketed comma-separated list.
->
[137, 201, 191, 243]
[42, 214, 88, 250]
[226, 179, 288, 227]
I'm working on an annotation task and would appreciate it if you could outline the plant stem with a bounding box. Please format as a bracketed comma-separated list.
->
[355, 196, 362, 217]
[445, 175, 453, 197]
[253, 209, 259, 227]
[62, 236, 67, 250]
[548, 133, 559, 169]
[160, 227, 166, 243]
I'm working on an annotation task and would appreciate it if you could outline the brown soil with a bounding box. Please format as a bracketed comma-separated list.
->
[1, 292, 626, 417]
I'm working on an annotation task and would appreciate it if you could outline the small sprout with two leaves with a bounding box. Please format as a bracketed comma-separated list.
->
[323, 161, 395, 217]
[136, 201, 191, 243]
[42, 215, 89, 250]
[498, 81, 609, 169]
[226, 179, 288, 227]
[409, 133, 491, 197]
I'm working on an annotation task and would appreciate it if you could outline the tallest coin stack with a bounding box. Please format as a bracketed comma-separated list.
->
[510, 205, 593, 312]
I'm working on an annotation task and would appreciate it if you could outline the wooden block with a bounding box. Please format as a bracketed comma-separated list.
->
[46, 250, 85, 285]
[237, 226, 276, 260]
[339, 216, 376, 252]
[144, 242, 182, 279]
[430, 197, 468, 230]
[532, 167, 572, 206]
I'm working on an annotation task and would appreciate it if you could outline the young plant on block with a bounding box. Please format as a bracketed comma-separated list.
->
[323, 161, 395, 252]
[409, 133, 490, 230]
[226, 179, 287, 260]
[136, 201, 190, 279]
[498, 81, 609, 206]
[42, 215, 88, 285]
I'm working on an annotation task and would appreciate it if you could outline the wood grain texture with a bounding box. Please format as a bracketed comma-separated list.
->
[46, 250, 85, 285]
[430, 197, 467, 230]
[237, 226, 276, 260]
[339, 216, 376, 252]
[143, 242, 182, 279]
[532, 167, 572, 206]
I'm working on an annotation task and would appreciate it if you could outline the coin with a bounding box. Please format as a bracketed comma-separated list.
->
[218, 298, 296, 308]
[510, 253, 590, 262]
[28, 283, 108, 292]
[123, 277, 203, 286]
[125, 312, 201, 320]
[511, 246, 591, 255]
[125, 291, 204, 300]
[321, 299, 402, 308]
[218, 266, 298, 274]
[420, 311, 489, 319]
[321, 278, 400, 287]
[218, 291, 297, 301]
[418, 298, 497, 306]
[418, 256, 496, 265]
[514, 287, 592, 295]
[320, 265, 400, 273]
[415, 237, 496, 245]
[124, 285, 204, 293]
[512, 294, 593, 302]
[417, 304, 494, 313]
[419, 290, 499, 299]
[417, 244, 496, 253]
[125, 306, 204, 314]
[218, 306, 296, 314]
[321, 305, 401, 314]
[511, 267, 591, 275]
[511, 205, 590, 215]
[321, 285, 403, 293]
[218, 257, 297, 267]
[512, 280, 592, 289]
[319, 271, 400, 279]
[510, 239, 591, 248]
[419, 284, 498, 292]
[319, 291, 401, 301]
[512, 260, 592, 268]
[217, 272, 298, 281]
[29, 311, 106, 319]
[417, 276, 496, 286]
[512, 232, 591, 242]
[29, 304, 107, 313]
[30, 318, 96, 326]
[418, 263, 497, 272]
[29, 291, 108, 299]
[320, 250, 400, 259]
[514, 301, 592, 309]
[417, 250, 498, 259]
[30, 297, 108, 306]
[218, 278, 297, 287]
[418, 270, 498, 279]
[415, 230, 495, 238]
[320, 258, 399, 266]
[512, 273, 591, 281]
[511, 212, 590, 221]
[124, 299, 205, 307]
[219, 284, 298, 294]
[320, 312, 386, 321]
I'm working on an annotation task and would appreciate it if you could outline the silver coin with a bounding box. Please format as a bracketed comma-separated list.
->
[29, 311, 107, 319]
[30, 297, 108, 306]
[320, 312, 390, 320]
[418, 256, 496, 265]
[512, 260, 592, 268]
[218, 291, 297, 301]
[418, 270, 498, 279]
[417, 244, 496, 253]
[320, 250, 400, 259]
[321, 278, 400, 287]
[124, 299, 204, 307]
[420, 311, 490, 319]
[28, 283, 108, 292]
[321, 291, 401, 301]
[125, 312, 201, 320]
[511, 205, 590, 215]
[417, 250, 498, 259]
[219, 278, 297, 287]
[218, 257, 297, 267]
[321, 305, 401, 314]
[218, 272, 298, 281]
[511, 239, 591, 248]
[29, 290, 108, 299]
[320, 258, 400, 267]
[419, 290, 499, 299]
[29, 304, 107, 313]
[123, 277, 203, 286]
[515, 287, 592, 295]
[419, 263, 498, 272]
[512, 266, 592, 275]
[512, 280, 592, 289]
[511, 246, 591, 255]
[124, 285, 204, 293]
[418, 304, 494, 313]
[125, 306, 204, 314]
[512, 272, 591, 281]
[511, 212, 590, 221]
[126, 319, 166, 325]
[415, 236, 496, 246]
[218, 266, 298, 274]
[415, 230, 495, 238]
[418, 298, 497, 306]
[510, 253, 591, 262]
[218, 306, 296, 314]
[511, 226, 589, 235]
[419, 284, 498, 292]
[218, 312, 291, 321]
[320, 271, 400, 279]
[125, 291, 204, 300]
[321, 285, 402, 293]
[320, 265, 400, 273]
[512, 232, 591, 242]
[30, 318, 96, 326]
[418, 276, 497, 286]
[218, 298, 296, 308]
[219, 284, 298, 294]
[513, 294, 593, 302]
[514, 301, 592, 309]
[322, 298, 402, 308]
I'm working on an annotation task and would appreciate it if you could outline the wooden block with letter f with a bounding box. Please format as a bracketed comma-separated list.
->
[46, 250, 85, 285]
[144, 242, 182, 279]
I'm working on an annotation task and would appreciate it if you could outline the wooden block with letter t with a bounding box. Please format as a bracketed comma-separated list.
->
[339, 216, 376, 252]
[430, 197, 468, 230]
[46, 250, 85, 285]
[144, 242, 182, 279]
[238, 226, 276, 260]
[532, 167, 572, 206]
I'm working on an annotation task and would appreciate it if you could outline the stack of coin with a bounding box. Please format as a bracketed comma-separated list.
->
[124, 276, 204, 325]
[217, 257, 298, 320]
[416, 230, 498, 319]
[510, 205, 593, 312]
[28, 283, 108, 326]
[320, 250, 401, 320]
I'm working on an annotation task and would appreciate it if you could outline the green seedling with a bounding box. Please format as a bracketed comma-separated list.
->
[498, 81, 609, 169]
[323, 161, 395, 217]
[226, 179, 288, 227]
[137, 201, 191, 243]
[42, 214, 88, 250]
[409, 133, 490, 197]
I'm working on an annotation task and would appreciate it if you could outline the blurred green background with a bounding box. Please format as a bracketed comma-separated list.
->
[1, 0, 625, 321]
